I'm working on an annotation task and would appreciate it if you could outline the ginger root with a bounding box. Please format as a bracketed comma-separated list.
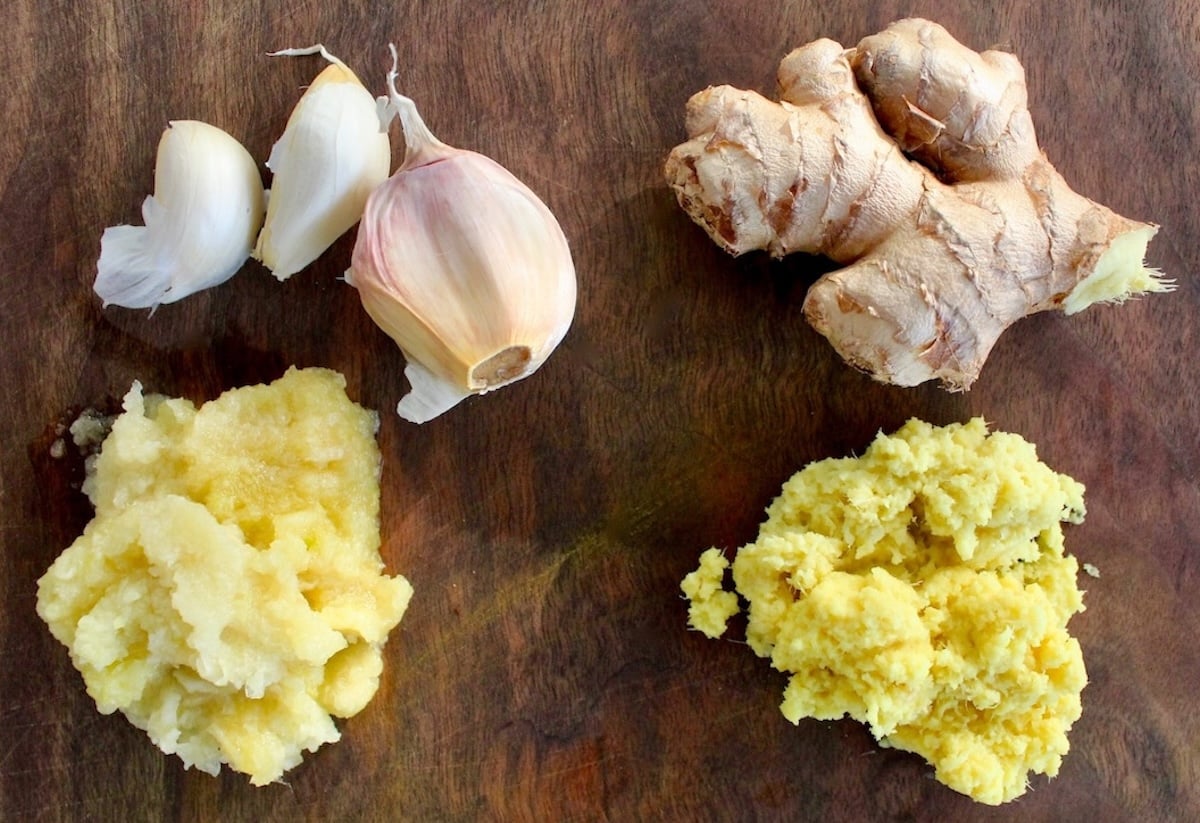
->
[664, 18, 1172, 390]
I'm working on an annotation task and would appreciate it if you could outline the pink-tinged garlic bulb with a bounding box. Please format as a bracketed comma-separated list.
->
[346, 47, 576, 423]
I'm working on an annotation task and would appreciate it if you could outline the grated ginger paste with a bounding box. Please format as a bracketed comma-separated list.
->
[37, 367, 413, 786]
[681, 417, 1089, 805]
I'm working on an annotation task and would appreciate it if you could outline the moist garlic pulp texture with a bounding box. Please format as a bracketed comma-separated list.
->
[36, 367, 413, 786]
[681, 418, 1089, 805]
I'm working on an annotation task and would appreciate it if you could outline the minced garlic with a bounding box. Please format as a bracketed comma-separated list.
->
[37, 367, 412, 786]
[681, 417, 1089, 804]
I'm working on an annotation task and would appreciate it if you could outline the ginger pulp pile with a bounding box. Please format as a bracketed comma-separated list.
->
[682, 418, 1089, 804]
[37, 367, 413, 785]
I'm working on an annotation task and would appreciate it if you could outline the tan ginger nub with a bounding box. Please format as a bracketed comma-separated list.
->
[665, 18, 1170, 390]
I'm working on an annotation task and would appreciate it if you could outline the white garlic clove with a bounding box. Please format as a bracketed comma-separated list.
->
[346, 47, 577, 424]
[95, 120, 265, 309]
[254, 46, 391, 280]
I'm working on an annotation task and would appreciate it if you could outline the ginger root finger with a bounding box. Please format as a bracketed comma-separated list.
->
[850, 17, 1041, 182]
[665, 19, 1172, 390]
[806, 176, 1157, 389]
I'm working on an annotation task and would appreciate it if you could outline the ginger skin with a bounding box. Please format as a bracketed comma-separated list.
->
[665, 19, 1171, 390]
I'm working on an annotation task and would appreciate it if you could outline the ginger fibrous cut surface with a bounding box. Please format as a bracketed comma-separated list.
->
[680, 418, 1090, 805]
[664, 18, 1172, 390]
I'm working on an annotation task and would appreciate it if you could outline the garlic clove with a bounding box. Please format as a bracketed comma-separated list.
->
[95, 120, 265, 309]
[346, 47, 576, 423]
[254, 46, 391, 280]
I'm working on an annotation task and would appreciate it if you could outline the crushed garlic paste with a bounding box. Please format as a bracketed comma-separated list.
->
[37, 367, 412, 785]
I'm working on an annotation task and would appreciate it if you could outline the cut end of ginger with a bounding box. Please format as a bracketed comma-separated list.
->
[36, 367, 413, 787]
[681, 417, 1090, 805]
[1063, 225, 1173, 315]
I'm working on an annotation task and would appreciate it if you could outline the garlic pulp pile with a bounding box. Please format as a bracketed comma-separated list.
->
[346, 47, 577, 423]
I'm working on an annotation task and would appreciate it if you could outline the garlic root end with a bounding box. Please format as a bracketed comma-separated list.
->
[471, 346, 533, 387]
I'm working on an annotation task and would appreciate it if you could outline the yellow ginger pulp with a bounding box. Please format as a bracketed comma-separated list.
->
[681, 418, 1089, 805]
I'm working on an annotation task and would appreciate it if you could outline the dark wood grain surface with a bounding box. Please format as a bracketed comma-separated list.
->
[3, 1, 1198, 820]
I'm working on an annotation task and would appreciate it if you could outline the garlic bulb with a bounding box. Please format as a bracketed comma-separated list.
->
[254, 46, 391, 280]
[346, 48, 577, 423]
[95, 121, 265, 309]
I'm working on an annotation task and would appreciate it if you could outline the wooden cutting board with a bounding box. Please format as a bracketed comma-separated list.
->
[3, 2, 1197, 820]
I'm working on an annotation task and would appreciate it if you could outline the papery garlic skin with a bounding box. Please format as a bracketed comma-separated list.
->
[345, 49, 577, 424]
[95, 120, 265, 309]
[254, 46, 391, 280]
